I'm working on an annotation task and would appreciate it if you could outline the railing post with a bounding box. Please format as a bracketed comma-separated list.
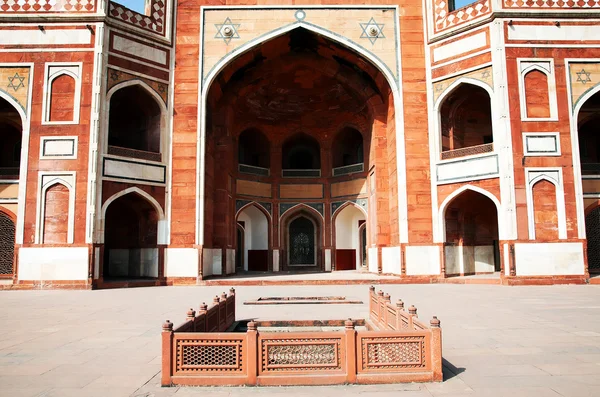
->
[229, 287, 236, 323]
[161, 320, 174, 387]
[430, 316, 443, 382]
[383, 293, 391, 329]
[198, 302, 208, 332]
[186, 308, 196, 332]
[213, 295, 220, 331]
[377, 290, 384, 327]
[247, 321, 258, 385]
[395, 299, 404, 330]
[345, 319, 357, 384]
[368, 286, 375, 322]
[408, 305, 417, 329]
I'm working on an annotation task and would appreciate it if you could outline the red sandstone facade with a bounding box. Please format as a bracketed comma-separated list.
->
[0, 0, 598, 289]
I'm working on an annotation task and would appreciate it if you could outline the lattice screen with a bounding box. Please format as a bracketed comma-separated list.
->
[0, 212, 15, 275]
[586, 207, 600, 272]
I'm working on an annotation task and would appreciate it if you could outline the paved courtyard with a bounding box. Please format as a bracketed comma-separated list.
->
[1, 283, 599, 397]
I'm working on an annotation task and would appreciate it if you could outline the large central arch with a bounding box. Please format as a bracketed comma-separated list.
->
[199, 26, 403, 274]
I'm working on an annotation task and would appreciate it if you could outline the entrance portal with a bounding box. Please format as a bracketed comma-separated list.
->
[288, 216, 316, 266]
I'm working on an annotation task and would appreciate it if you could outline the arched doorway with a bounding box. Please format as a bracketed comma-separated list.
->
[443, 189, 500, 276]
[0, 211, 15, 277]
[288, 216, 316, 266]
[236, 204, 269, 271]
[103, 192, 160, 279]
[577, 90, 600, 274]
[0, 97, 22, 180]
[334, 204, 367, 270]
[203, 26, 397, 275]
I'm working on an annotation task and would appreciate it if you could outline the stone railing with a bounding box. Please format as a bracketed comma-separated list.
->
[107, 145, 161, 162]
[161, 286, 442, 386]
[441, 142, 493, 160]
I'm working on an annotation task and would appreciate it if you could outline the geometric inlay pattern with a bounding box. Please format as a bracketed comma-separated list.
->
[504, 0, 600, 8]
[432, 66, 493, 103]
[0, 0, 95, 12]
[434, 0, 491, 33]
[214, 17, 240, 45]
[359, 17, 385, 45]
[106, 68, 168, 105]
[362, 336, 425, 370]
[0, 212, 15, 275]
[177, 340, 243, 372]
[576, 69, 592, 85]
[261, 338, 342, 371]
[108, 0, 166, 36]
[7, 73, 24, 92]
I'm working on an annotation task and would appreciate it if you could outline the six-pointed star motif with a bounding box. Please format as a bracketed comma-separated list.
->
[7, 73, 25, 92]
[215, 17, 240, 45]
[360, 17, 385, 45]
[576, 69, 592, 85]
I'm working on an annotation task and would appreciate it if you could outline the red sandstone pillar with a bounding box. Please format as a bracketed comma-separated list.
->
[430, 316, 443, 382]
[161, 320, 173, 386]
[345, 319, 357, 384]
[247, 321, 258, 385]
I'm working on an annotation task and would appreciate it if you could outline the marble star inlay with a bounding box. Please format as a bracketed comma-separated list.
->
[360, 17, 385, 45]
[215, 17, 240, 45]
[481, 69, 491, 79]
[7, 73, 25, 92]
[576, 69, 592, 85]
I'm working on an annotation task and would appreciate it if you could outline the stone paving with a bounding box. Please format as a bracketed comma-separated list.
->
[1, 284, 600, 396]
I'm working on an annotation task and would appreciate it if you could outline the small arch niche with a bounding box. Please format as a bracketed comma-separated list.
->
[440, 83, 493, 160]
[523, 69, 551, 119]
[282, 133, 321, 177]
[238, 128, 270, 176]
[49, 74, 76, 122]
[332, 127, 364, 176]
[108, 85, 162, 162]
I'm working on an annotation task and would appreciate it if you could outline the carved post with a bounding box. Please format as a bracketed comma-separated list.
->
[396, 299, 404, 330]
[247, 321, 258, 385]
[408, 305, 417, 329]
[161, 320, 173, 387]
[430, 316, 443, 382]
[377, 290, 384, 327]
[198, 302, 208, 332]
[383, 293, 391, 329]
[186, 308, 196, 332]
[368, 286, 375, 322]
[345, 319, 357, 384]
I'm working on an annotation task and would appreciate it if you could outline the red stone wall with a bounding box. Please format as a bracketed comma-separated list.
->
[49, 74, 76, 122]
[505, 43, 600, 240]
[0, 45, 95, 247]
[524, 70, 550, 119]
[532, 179, 558, 241]
[43, 184, 69, 244]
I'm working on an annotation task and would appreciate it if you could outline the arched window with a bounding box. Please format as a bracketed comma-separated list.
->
[282, 133, 321, 177]
[238, 128, 270, 176]
[332, 127, 364, 176]
[0, 97, 22, 180]
[108, 85, 162, 162]
[440, 83, 493, 160]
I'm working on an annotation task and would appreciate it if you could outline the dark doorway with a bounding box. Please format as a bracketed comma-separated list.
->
[289, 216, 315, 266]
